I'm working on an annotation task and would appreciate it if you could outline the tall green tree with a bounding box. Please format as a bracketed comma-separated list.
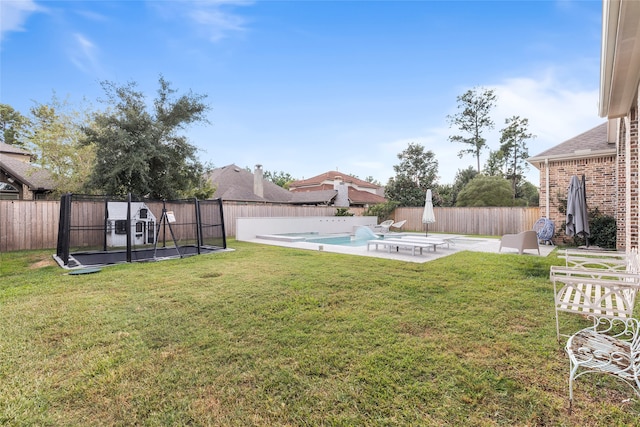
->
[456, 175, 513, 207]
[449, 166, 479, 206]
[384, 142, 438, 207]
[447, 87, 497, 173]
[435, 183, 454, 207]
[499, 115, 534, 198]
[483, 149, 506, 176]
[264, 170, 296, 189]
[28, 96, 96, 195]
[364, 176, 381, 186]
[82, 76, 213, 199]
[0, 103, 30, 147]
[517, 180, 539, 207]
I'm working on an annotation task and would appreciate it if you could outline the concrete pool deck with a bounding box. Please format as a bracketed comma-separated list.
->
[244, 233, 557, 263]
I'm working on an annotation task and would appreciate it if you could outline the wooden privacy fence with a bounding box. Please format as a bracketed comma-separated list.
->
[0, 200, 60, 252]
[394, 206, 541, 236]
[0, 199, 540, 252]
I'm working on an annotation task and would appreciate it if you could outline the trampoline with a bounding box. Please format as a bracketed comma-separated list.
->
[54, 194, 227, 269]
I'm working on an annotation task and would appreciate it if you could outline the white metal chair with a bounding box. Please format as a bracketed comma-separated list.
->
[551, 249, 640, 341]
[551, 266, 640, 341]
[566, 316, 640, 412]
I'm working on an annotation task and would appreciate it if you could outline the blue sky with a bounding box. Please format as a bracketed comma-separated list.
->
[1, 0, 604, 187]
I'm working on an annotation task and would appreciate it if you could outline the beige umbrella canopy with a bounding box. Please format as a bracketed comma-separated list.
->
[422, 189, 435, 236]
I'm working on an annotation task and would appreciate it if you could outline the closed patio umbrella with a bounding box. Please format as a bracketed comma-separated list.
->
[422, 189, 435, 236]
[566, 175, 590, 242]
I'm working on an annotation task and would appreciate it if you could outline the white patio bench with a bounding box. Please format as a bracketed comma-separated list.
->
[560, 249, 630, 271]
[566, 316, 640, 412]
[394, 236, 453, 249]
[551, 265, 640, 341]
[366, 239, 446, 256]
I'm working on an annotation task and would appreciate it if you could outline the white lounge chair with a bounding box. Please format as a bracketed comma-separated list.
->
[371, 220, 394, 233]
[390, 220, 406, 231]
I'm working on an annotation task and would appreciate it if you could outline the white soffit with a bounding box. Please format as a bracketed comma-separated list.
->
[600, 0, 640, 118]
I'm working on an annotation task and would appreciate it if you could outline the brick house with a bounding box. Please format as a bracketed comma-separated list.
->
[528, 1, 640, 250]
[599, 0, 640, 251]
[528, 122, 617, 244]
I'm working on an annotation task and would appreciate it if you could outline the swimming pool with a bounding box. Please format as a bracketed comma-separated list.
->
[305, 235, 376, 247]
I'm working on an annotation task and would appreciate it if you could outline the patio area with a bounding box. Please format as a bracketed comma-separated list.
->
[246, 232, 557, 263]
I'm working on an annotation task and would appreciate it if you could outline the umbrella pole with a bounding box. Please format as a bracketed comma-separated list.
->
[425, 223, 428, 237]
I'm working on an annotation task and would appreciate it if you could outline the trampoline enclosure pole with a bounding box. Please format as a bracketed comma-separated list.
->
[126, 193, 132, 263]
[103, 197, 108, 251]
[195, 198, 202, 254]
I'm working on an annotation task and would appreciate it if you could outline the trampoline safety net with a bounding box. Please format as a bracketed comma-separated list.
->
[55, 194, 227, 268]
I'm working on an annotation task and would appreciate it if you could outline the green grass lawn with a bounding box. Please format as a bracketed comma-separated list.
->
[2, 241, 639, 426]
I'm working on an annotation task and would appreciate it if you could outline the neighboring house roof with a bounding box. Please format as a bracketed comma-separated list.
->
[0, 142, 32, 158]
[527, 122, 615, 167]
[288, 190, 335, 204]
[290, 171, 379, 189]
[0, 153, 55, 191]
[207, 164, 337, 205]
[347, 187, 387, 205]
[289, 170, 387, 205]
[208, 164, 292, 202]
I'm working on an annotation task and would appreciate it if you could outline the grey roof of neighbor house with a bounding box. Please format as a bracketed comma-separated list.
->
[0, 142, 32, 157]
[0, 144, 55, 190]
[207, 164, 337, 204]
[528, 122, 615, 166]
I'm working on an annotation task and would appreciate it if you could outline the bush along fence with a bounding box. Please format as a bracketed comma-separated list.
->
[0, 199, 540, 252]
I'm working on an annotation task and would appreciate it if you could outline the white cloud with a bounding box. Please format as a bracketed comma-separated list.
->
[0, 0, 43, 44]
[68, 33, 103, 75]
[154, 0, 254, 43]
[425, 68, 605, 185]
[491, 70, 601, 146]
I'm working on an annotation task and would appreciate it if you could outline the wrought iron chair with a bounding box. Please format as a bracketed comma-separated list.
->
[551, 248, 640, 341]
[566, 316, 640, 412]
[551, 265, 640, 341]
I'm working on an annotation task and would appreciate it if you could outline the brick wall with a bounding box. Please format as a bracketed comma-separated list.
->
[617, 100, 640, 251]
[539, 154, 617, 245]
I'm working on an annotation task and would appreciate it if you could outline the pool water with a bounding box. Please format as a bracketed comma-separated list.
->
[257, 227, 385, 247]
[306, 235, 382, 247]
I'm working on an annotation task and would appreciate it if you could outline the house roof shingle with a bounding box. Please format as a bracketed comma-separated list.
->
[0, 154, 55, 190]
[528, 122, 615, 165]
[289, 170, 386, 205]
[0, 142, 31, 157]
[289, 171, 379, 189]
[207, 164, 338, 204]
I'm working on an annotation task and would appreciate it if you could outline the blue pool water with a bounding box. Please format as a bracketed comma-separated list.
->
[306, 226, 384, 247]
[305, 236, 374, 247]
[258, 226, 385, 247]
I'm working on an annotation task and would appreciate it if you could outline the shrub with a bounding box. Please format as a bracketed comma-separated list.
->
[588, 211, 617, 249]
[335, 208, 354, 217]
[363, 201, 399, 223]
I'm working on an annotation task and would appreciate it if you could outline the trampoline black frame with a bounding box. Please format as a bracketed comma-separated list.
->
[55, 193, 227, 269]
